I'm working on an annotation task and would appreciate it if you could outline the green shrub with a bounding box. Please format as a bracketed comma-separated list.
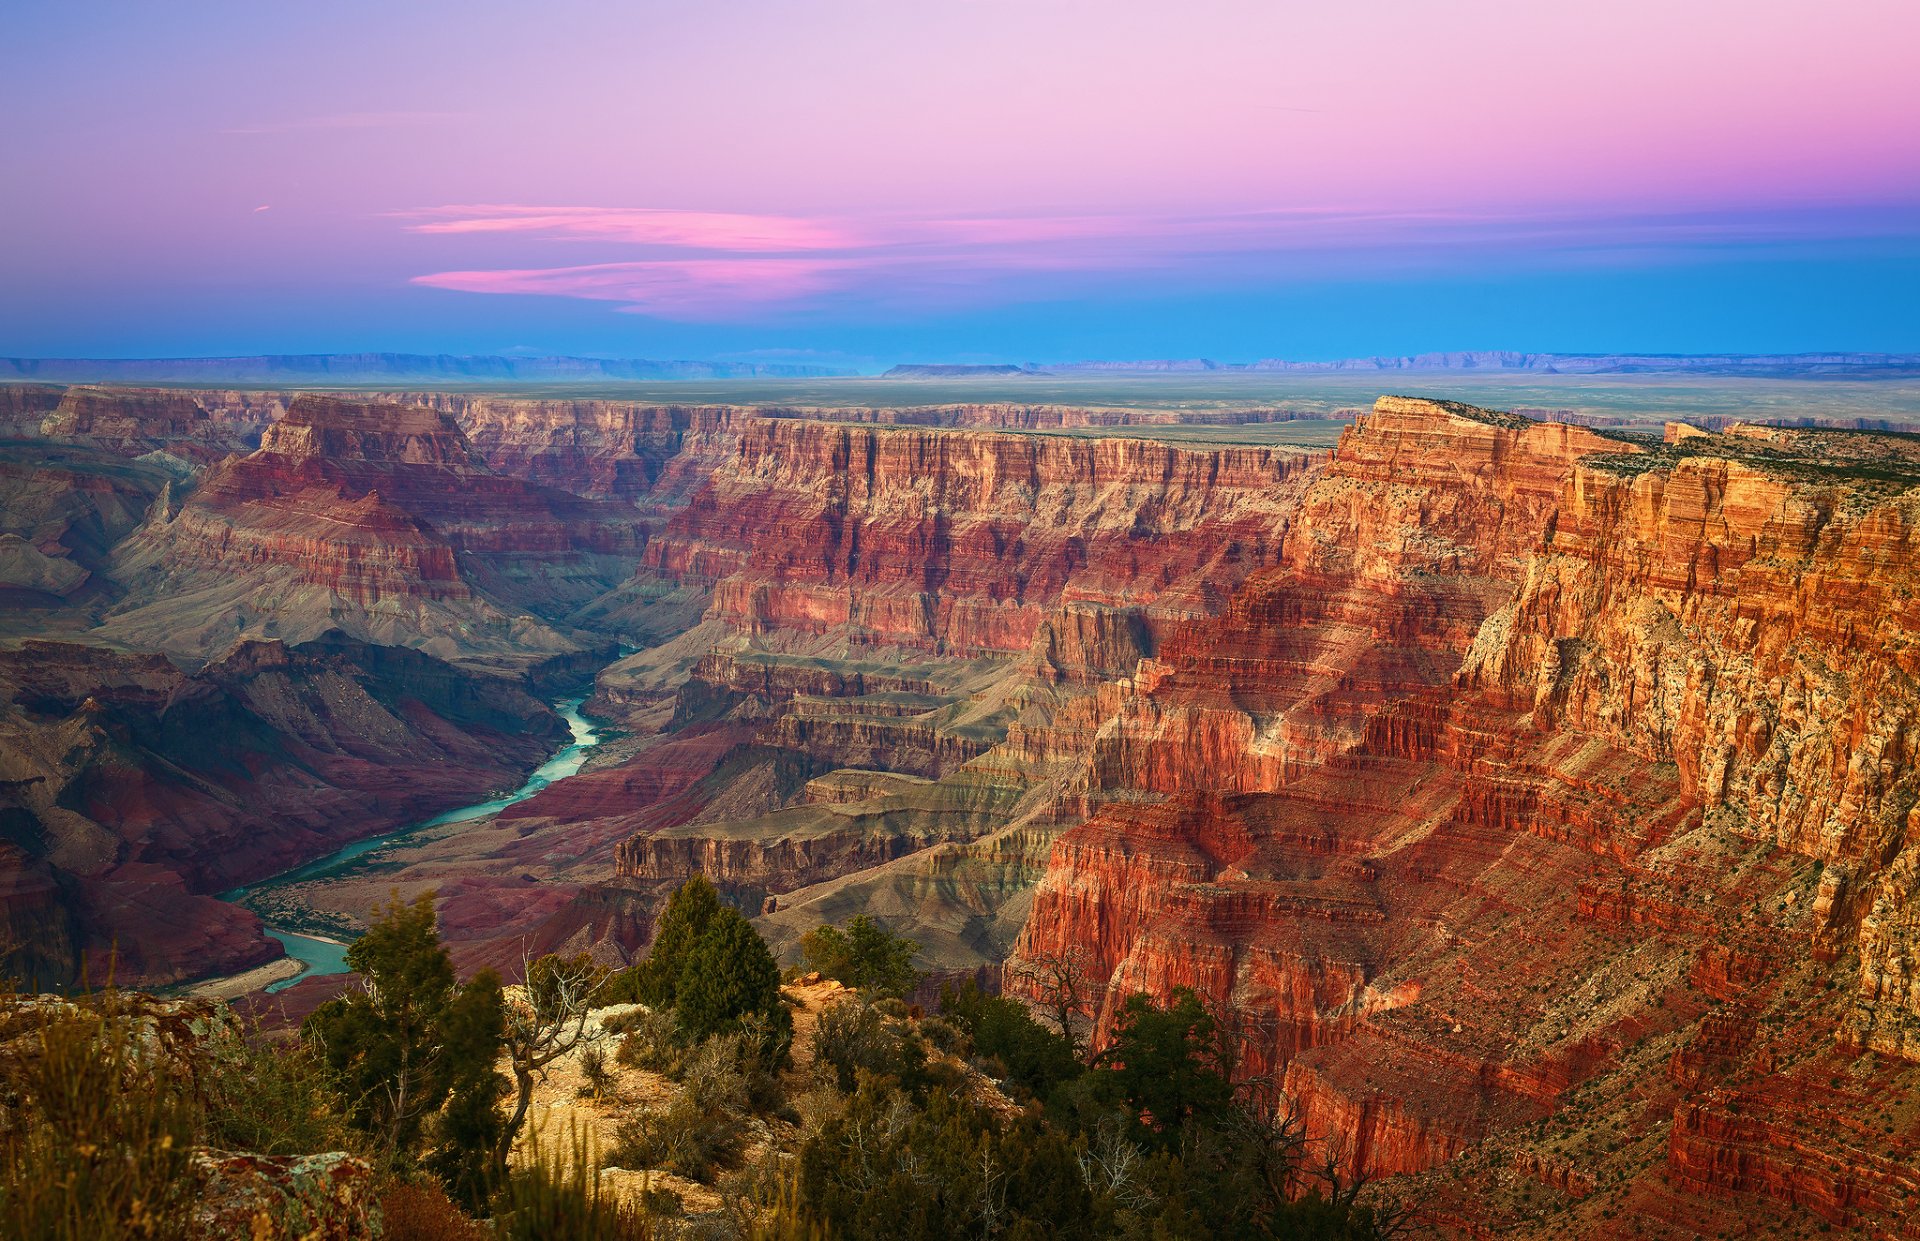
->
[303, 893, 505, 1169]
[810, 998, 927, 1095]
[611, 876, 723, 1009]
[676, 908, 792, 1065]
[200, 1023, 353, 1157]
[938, 979, 1081, 1101]
[799, 915, 921, 1000]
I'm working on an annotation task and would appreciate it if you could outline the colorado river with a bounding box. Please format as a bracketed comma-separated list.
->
[222, 697, 603, 993]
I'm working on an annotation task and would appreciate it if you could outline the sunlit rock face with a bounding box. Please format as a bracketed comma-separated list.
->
[1007, 399, 1920, 1235]
[98, 395, 646, 667]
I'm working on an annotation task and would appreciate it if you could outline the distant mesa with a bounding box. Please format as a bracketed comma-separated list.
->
[872, 352, 1920, 379]
[1044, 351, 1920, 377]
[0, 353, 856, 384]
[882, 363, 1046, 378]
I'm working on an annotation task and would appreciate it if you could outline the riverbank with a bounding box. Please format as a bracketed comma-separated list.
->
[185, 955, 304, 1000]
[217, 696, 606, 994]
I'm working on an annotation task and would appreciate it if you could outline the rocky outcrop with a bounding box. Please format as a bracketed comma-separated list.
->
[37, 386, 277, 463]
[1005, 399, 1920, 1233]
[192, 1150, 381, 1241]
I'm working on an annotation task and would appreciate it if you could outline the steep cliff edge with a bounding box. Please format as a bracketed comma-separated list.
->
[644, 417, 1314, 655]
[1009, 400, 1920, 1236]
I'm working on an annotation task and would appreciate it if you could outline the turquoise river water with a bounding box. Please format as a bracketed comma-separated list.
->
[221, 698, 603, 993]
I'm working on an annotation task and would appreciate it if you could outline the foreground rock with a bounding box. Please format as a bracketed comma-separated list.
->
[193, 1149, 381, 1241]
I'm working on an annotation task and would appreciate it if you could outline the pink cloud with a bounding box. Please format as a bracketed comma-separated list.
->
[396, 205, 859, 252]
[412, 258, 855, 317]
[404, 201, 1920, 321]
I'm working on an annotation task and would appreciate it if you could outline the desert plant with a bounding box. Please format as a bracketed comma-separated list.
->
[938, 978, 1081, 1101]
[578, 1044, 615, 1100]
[810, 998, 927, 1095]
[799, 915, 921, 1000]
[200, 1019, 354, 1157]
[304, 893, 505, 1169]
[498, 951, 608, 1170]
[610, 1035, 756, 1181]
[0, 993, 204, 1241]
[614, 1005, 685, 1074]
[496, 1122, 655, 1241]
[380, 1180, 490, 1241]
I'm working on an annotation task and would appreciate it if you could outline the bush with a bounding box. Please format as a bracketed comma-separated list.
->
[613, 1006, 685, 1075]
[810, 998, 927, 1096]
[938, 979, 1081, 1101]
[793, 1081, 1106, 1240]
[611, 1032, 761, 1182]
[577, 1045, 615, 1100]
[1094, 988, 1233, 1147]
[799, 915, 921, 1000]
[0, 994, 204, 1241]
[381, 1180, 489, 1241]
[303, 893, 505, 1168]
[200, 1023, 352, 1157]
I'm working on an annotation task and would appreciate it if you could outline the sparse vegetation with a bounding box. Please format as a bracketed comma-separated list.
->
[799, 914, 921, 1000]
[0, 878, 1418, 1239]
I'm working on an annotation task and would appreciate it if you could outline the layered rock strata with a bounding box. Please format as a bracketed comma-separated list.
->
[0, 634, 563, 986]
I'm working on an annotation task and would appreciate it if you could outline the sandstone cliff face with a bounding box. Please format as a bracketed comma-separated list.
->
[1006, 400, 1920, 1233]
[36, 387, 274, 463]
[391, 394, 750, 507]
[0, 635, 564, 987]
[98, 395, 645, 667]
[644, 418, 1314, 655]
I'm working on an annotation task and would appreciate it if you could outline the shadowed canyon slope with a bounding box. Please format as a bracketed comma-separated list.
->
[0, 384, 1917, 1237]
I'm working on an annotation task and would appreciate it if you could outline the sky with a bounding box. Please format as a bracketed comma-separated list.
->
[3, 0, 1918, 368]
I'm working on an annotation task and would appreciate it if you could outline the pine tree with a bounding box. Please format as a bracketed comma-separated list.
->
[625, 874, 721, 1007]
[306, 892, 459, 1158]
[430, 968, 507, 1210]
[676, 907, 792, 1064]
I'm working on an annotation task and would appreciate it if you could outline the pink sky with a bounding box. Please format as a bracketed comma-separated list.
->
[3, 0, 1917, 356]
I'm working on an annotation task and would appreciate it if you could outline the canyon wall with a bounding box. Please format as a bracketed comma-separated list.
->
[98, 395, 646, 668]
[1007, 398, 1920, 1236]
[643, 417, 1315, 655]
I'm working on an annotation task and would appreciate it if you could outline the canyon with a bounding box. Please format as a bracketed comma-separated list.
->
[0, 382, 1916, 1236]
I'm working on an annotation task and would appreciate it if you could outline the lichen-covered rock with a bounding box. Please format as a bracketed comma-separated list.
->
[192, 1149, 381, 1240]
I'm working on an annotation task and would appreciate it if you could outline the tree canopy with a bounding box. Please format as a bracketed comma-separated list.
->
[800, 914, 921, 999]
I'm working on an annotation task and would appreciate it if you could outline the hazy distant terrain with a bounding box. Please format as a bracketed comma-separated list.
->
[381, 373, 1920, 430]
